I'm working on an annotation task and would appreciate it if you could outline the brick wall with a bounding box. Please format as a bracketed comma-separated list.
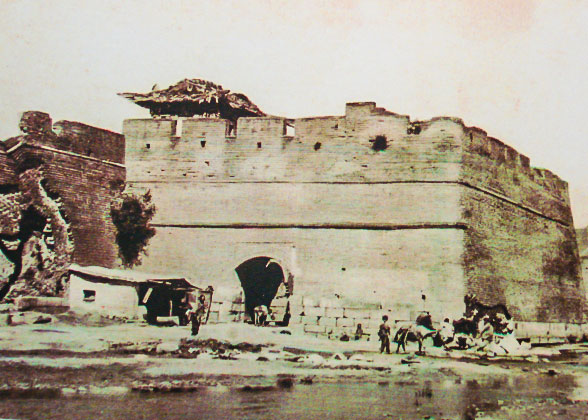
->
[460, 128, 585, 323]
[1, 112, 126, 268]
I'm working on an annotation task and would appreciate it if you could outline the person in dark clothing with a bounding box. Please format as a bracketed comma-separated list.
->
[378, 315, 391, 354]
[178, 300, 191, 326]
[188, 295, 207, 336]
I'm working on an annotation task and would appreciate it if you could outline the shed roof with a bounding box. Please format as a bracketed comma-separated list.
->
[68, 264, 196, 289]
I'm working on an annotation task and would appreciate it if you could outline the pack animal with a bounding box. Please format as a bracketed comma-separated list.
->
[453, 294, 511, 335]
[392, 326, 436, 354]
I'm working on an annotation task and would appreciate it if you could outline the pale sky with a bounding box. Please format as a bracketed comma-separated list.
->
[1, 0, 587, 226]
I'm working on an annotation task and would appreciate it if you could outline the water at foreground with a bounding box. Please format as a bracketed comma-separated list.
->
[0, 373, 584, 420]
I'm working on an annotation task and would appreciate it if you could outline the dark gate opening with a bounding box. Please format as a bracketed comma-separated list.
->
[235, 257, 285, 321]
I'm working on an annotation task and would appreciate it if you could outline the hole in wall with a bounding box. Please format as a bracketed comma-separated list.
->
[257, 142, 262, 149]
[174, 118, 183, 137]
[226, 120, 237, 137]
[314, 142, 322, 151]
[146, 143, 151, 149]
[370, 135, 388, 151]
[201, 140, 206, 148]
[407, 124, 421, 135]
[83, 290, 96, 302]
[283, 121, 295, 137]
[341, 267, 346, 271]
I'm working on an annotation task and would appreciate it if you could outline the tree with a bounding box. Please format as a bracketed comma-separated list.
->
[110, 190, 156, 268]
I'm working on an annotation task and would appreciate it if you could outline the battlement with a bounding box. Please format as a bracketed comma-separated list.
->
[6, 111, 125, 164]
[124, 102, 572, 223]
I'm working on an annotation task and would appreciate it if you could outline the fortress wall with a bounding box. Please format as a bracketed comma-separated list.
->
[129, 181, 463, 226]
[122, 103, 585, 327]
[3, 113, 127, 269]
[461, 186, 584, 323]
[123, 106, 464, 184]
[463, 129, 571, 223]
[10, 144, 125, 267]
[133, 226, 466, 324]
[459, 126, 584, 323]
[50, 121, 125, 164]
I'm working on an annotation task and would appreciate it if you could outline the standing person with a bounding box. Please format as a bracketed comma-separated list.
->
[378, 315, 391, 354]
[439, 317, 454, 347]
[254, 305, 269, 326]
[178, 300, 191, 326]
[188, 295, 207, 336]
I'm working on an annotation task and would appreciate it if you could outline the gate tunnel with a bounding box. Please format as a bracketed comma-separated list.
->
[235, 257, 285, 321]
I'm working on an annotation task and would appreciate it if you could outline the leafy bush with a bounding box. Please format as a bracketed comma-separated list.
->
[110, 190, 156, 268]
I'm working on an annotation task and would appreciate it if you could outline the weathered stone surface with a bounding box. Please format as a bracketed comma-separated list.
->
[36, 100, 579, 329]
[0, 112, 125, 271]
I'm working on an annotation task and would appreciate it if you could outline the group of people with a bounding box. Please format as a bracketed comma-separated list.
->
[179, 295, 208, 336]
[377, 312, 439, 354]
[376, 308, 516, 354]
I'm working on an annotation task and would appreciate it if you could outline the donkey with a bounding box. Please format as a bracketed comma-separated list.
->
[393, 325, 437, 354]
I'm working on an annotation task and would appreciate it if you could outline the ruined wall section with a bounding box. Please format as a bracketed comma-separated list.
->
[3, 112, 126, 268]
[460, 127, 584, 323]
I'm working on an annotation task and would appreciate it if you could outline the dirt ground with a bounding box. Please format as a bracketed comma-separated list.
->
[2, 319, 588, 419]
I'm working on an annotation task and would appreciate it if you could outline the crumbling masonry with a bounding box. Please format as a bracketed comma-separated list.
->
[0, 112, 125, 298]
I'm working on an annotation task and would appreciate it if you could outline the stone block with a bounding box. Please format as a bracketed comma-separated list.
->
[336, 317, 355, 328]
[343, 308, 373, 319]
[290, 303, 304, 316]
[318, 316, 337, 327]
[319, 298, 340, 308]
[304, 324, 326, 334]
[302, 306, 324, 317]
[300, 315, 319, 325]
[325, 307, 344, 318]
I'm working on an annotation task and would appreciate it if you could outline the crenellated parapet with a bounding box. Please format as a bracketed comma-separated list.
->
[124, 102, 571, 225]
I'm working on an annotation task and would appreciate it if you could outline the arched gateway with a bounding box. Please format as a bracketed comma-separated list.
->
[234, 256, 292, 325]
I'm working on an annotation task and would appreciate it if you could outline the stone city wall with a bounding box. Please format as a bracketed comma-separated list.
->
[123, 102, 585, 330]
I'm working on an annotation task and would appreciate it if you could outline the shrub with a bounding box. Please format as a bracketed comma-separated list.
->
[110, 190, 156, 268]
